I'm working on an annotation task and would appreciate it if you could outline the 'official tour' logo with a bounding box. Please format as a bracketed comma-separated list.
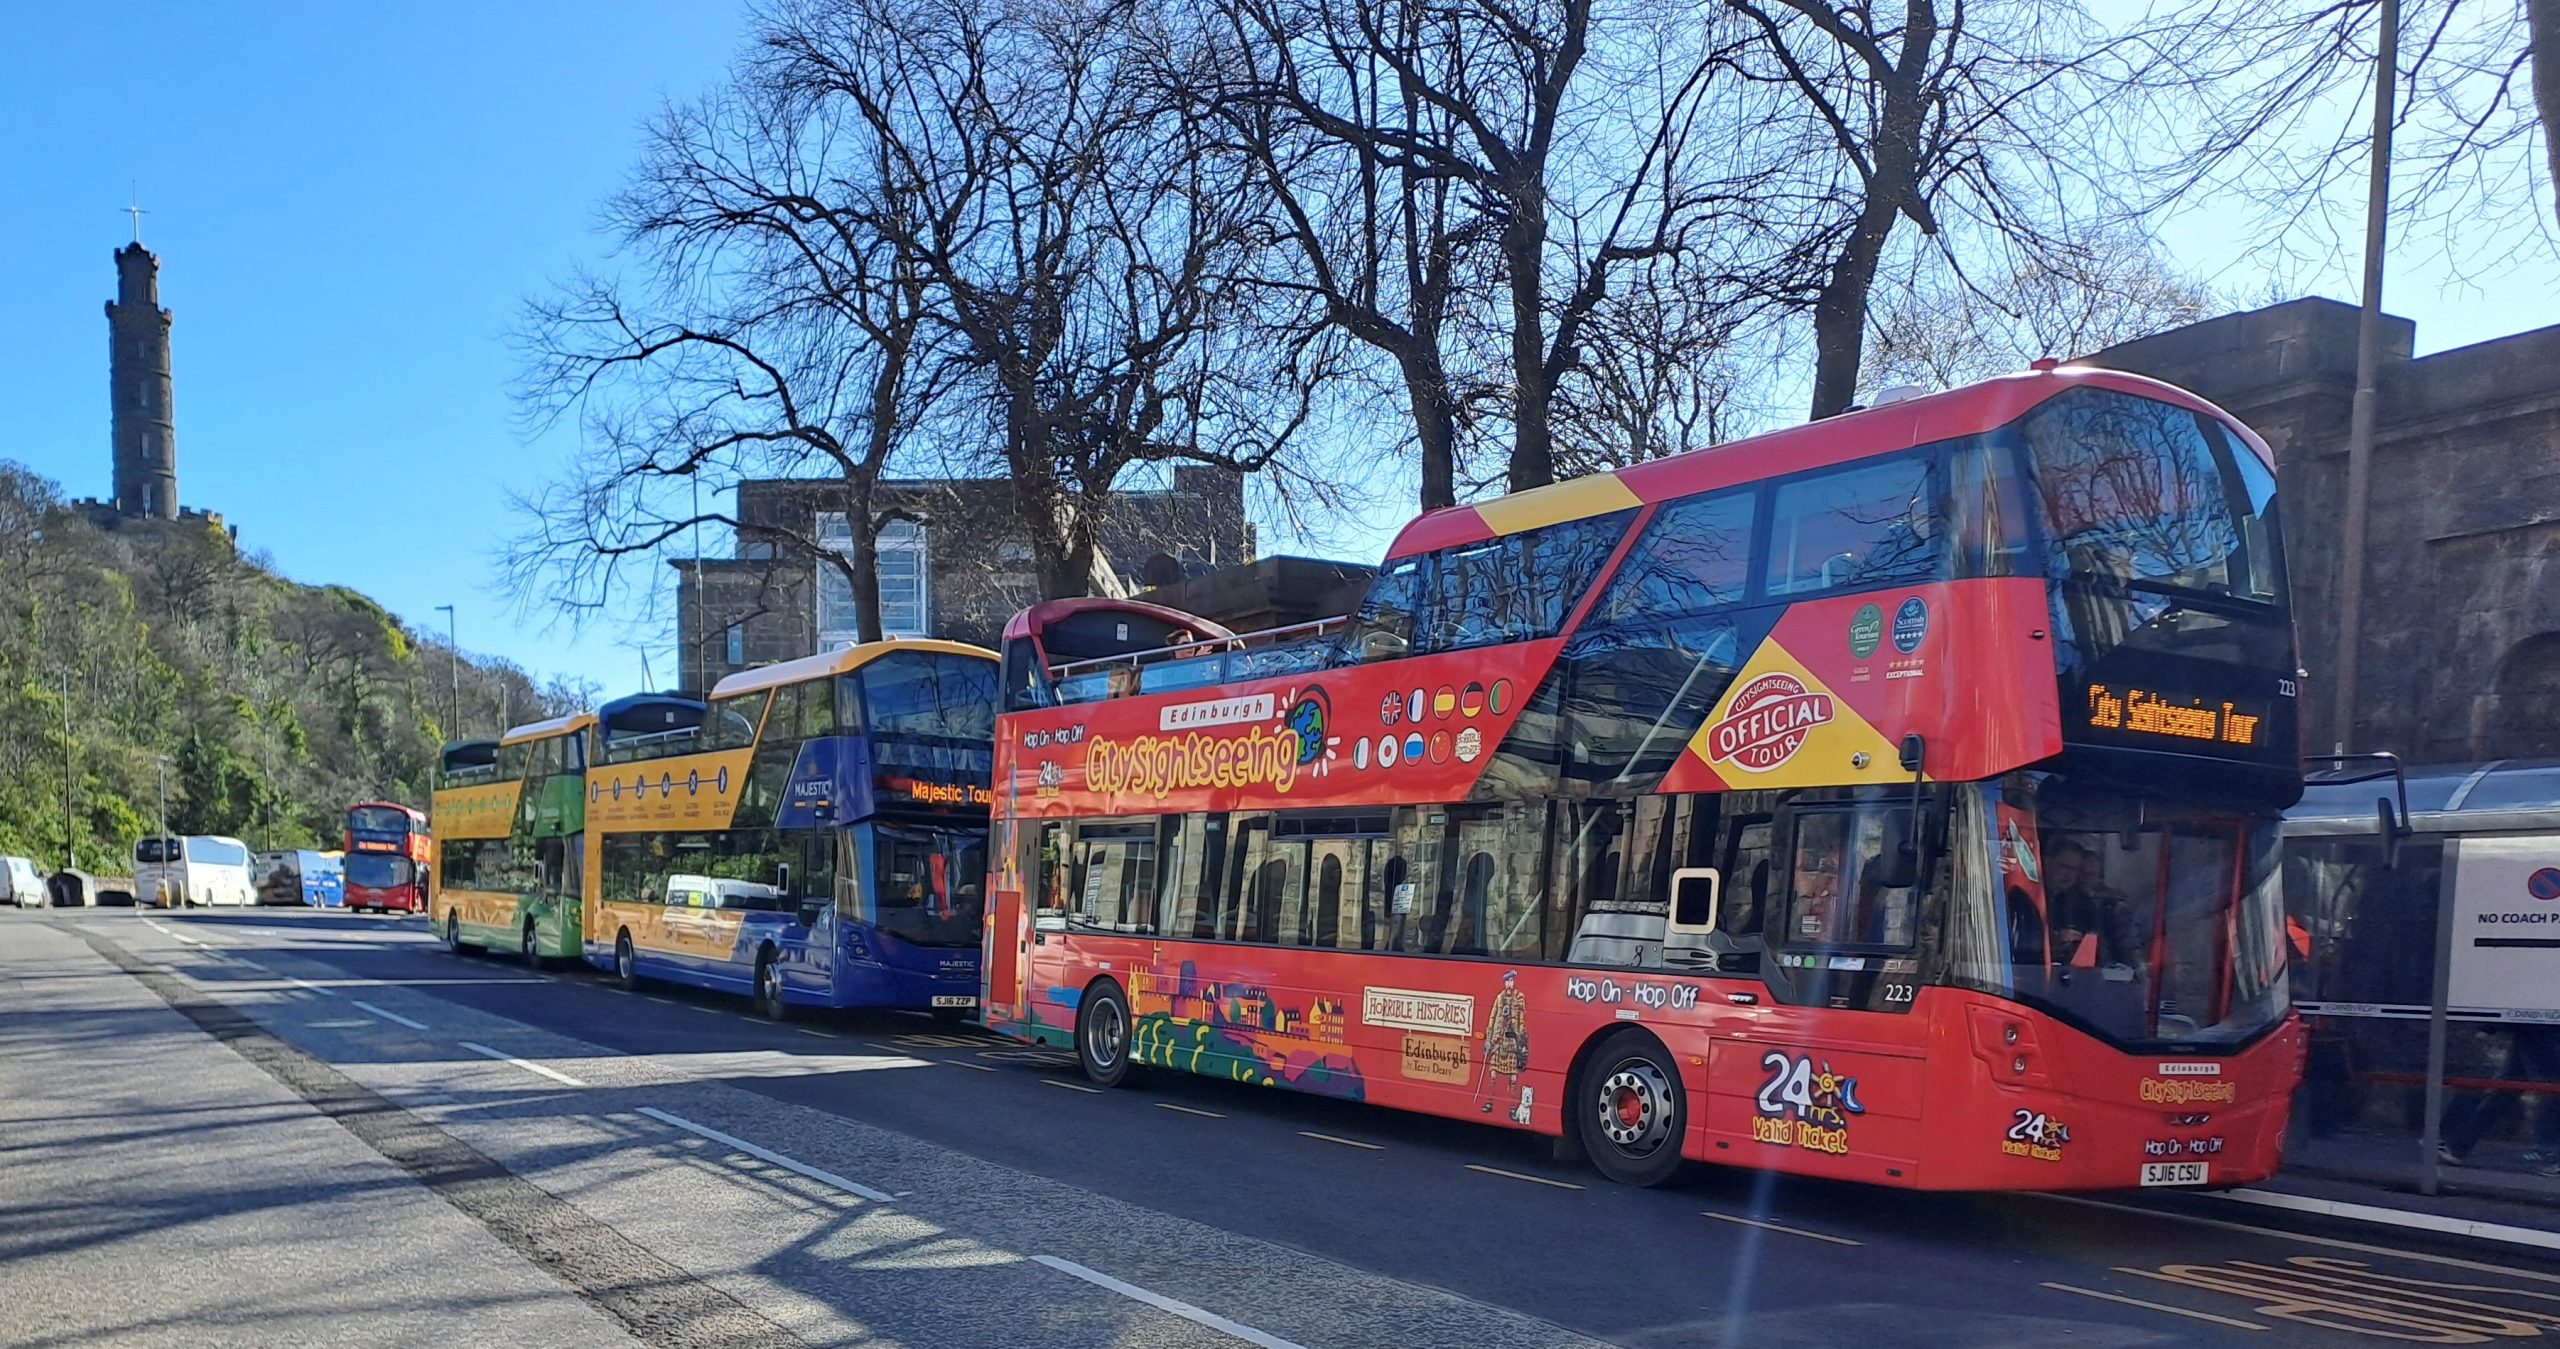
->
[1706, 673, 1836, 772]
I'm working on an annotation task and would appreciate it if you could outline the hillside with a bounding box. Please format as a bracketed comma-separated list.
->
[0, 461, 584, 872]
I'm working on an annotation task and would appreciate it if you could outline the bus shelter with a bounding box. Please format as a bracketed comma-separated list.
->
[2283, 758, 2560, 1196]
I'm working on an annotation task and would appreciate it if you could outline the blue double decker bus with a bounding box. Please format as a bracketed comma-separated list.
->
[582, 640, 999, 1019]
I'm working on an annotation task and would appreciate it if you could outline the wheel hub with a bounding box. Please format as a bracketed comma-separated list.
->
[1596, 1063, 1675, 1153]
[1088, 1002, 1124, 1069]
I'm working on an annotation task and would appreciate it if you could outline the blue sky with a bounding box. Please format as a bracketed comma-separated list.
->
[2, 2, 2552, 701]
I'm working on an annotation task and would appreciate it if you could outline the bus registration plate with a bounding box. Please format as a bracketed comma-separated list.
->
[2140, 1161, 2209, 1187]
[931, 995, 977, 1008]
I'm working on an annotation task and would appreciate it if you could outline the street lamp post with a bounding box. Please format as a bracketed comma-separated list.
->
[60, 669, 76, 874]
[156, 755, 169, 908]
[434, 604, 460, 740]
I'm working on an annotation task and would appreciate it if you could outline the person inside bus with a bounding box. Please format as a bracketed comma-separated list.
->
[2007, 885, 2050, 967]
[2043, 840, 2130, 968]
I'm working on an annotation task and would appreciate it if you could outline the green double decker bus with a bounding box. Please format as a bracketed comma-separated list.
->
[432, 712, 592, 961]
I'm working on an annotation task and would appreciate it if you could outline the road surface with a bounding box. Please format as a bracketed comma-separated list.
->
[4, 907, 2554, 1348]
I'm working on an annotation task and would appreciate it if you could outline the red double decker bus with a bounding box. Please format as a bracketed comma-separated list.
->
[345, 801, 430, 914]
[985, 365, 2306, 1192]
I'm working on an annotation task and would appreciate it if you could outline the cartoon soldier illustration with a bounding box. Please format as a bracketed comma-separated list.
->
[1480, 969, 1532, 1124]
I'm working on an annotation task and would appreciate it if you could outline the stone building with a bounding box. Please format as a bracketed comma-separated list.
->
[2088, 298, 2560, 761]
[672, 466, 1253, 691]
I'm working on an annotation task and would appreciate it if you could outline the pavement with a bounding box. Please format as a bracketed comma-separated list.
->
[6, 906, 2559, 1348]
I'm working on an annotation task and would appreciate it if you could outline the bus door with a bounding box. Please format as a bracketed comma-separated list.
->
[1757, 794, 1929, 1015]
[1720, 792, 1934, 1166]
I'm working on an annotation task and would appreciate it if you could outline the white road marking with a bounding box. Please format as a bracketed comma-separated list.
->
[2041, 1281, 2268, 1330]
[636, 1107, 895, 1203]
[937, 1058, 1000, 1072]
[1465, 1165, 1584, 1191]
[231, 957, 272, 972]
[1701, 1210, 1863, 1246]
[1042, 1079, 1104, 1094]
[794, 1028, 841, 1039]
[2210, 1188, 2560, 1256]
[457, 1041, 588, 1087]
[1156, 1103, 1225, 1118]
[286, 976, 338, 998]
[351, 1000, 427, 1030]
[1032, 1255, 1308, 1349]
[1299, 1132, 1382, 1150]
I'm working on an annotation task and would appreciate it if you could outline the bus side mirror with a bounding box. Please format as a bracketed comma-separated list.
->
[2377, 796, 2408, 870]
[776, 863, 792, 896]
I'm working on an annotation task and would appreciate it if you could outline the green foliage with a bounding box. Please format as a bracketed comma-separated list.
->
[0, 461, 575, 872]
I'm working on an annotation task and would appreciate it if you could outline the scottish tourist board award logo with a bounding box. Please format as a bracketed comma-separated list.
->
[1707, 672, 1836, 772]
[1849, 603, 1884, 659]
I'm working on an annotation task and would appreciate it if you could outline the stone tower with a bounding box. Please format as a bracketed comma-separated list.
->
[106, 242, 178, 520]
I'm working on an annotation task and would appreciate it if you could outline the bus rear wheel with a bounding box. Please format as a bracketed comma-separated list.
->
[614, 931, 639, 990]
[443, 912, 462, 953]
[1578, 1031, 1688, 1188]
[754, 953, 789, 1022]
[1075, 980, 1133, 1088]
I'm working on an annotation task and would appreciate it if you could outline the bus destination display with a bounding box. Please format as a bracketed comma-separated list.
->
[2085, 683, 2263, 748]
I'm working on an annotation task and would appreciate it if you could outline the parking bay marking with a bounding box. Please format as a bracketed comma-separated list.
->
[1032, 1254, 1308, 1349]
[458, 1041, 588, 1087]
[1701, 1210, 1862, 1246]
[1465, 1164, 1584, 1191]
[636, 1106, 895, 1204]
[351, 1000, 427, 1030]
[2041, 1281, 2267, 1331]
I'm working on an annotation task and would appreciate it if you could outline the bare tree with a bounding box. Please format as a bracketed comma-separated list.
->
[2164, 0, 2557, 269]
[514, 57, 968, 648]
[1721, 1, 2186, 419]
[1194, 0, 1755, 499]
[766, 0, 1319, 599]
[2539, 0, 2560, 227]
[1863, 229, 2218, 392]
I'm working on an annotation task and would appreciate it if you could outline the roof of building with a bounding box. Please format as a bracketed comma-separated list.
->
[1379, 365, 2269, 561]
[709, 636, 996, 699]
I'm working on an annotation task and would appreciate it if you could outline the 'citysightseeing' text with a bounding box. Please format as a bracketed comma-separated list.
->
[1085, 727, 1303, 800]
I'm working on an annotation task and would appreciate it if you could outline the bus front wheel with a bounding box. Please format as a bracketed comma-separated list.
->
[442, 912, 462, 954]
[1577, 1030, 1688, 1188]
[754, 952, 789, 1022]
[520, 920, 544, 969]
[1075, 980, 1133, 1089]
[614, 931, 639, 991]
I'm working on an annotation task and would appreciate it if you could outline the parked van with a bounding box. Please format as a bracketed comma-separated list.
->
[136, 835, 257, 908]
[2, 856, 45, 908]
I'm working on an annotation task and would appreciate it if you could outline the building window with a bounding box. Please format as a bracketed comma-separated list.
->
[725, 623, 745, 668]
[816, 513, 930, 642]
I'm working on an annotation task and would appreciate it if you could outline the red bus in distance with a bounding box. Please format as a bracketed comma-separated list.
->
[985, 365, 2305, 1192]
[345, 801, 430, 915]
